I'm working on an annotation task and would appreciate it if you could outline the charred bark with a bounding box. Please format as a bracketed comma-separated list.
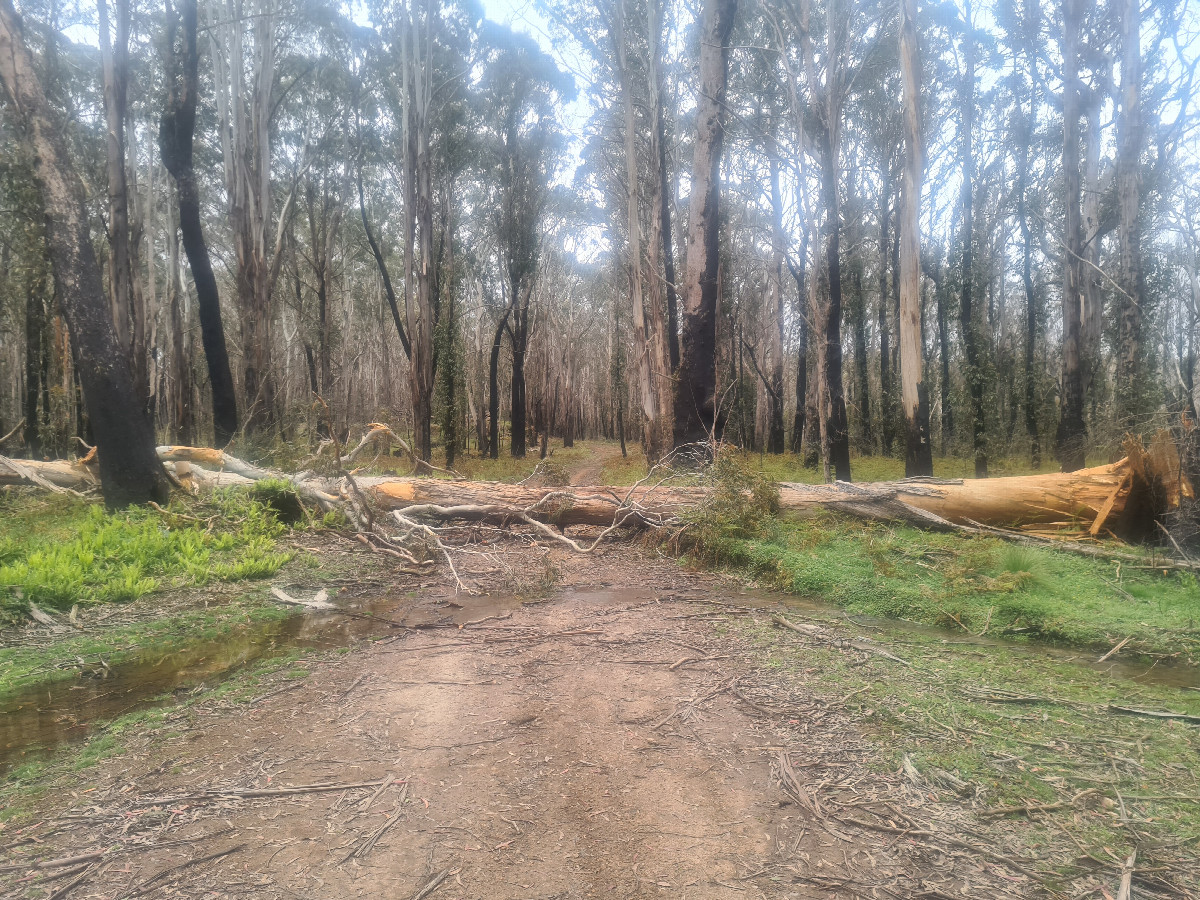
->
[160, 0, 238, 446]
[0, 0, 168, 505]
[673, 0, 737, 449]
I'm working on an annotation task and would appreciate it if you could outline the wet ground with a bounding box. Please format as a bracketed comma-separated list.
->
[5, 572, 1197, 774]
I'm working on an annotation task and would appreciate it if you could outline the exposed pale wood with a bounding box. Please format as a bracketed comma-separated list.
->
[2, 448, 1181, 545]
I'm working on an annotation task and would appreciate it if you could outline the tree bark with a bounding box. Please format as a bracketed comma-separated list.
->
[898, 0, 933, 476]
[1113, 0, 1144, 433]
[98, 0, 146, 405]
[0, 0, 168, 506]
[160, 0, 238, 447]
[1017, 6, 1041, 467]
[1056, 0, 1088, 471]
[958, 0, 986, 478]
[878, 167, 895, 456]
[673, 0, 737, 448]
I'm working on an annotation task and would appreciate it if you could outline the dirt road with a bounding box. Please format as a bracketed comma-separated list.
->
[0, 542, 1047, 899]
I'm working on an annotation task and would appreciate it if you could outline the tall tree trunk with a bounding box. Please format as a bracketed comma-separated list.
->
[0, 0, 168, 505]
[899, 0, 933, 476]
[1056, 0, 1088, 471]
[959, 0, 986, 477]
[878, 167, 895, 455]
[799, 0, 850, 481]
[160, 0, 238, 446]
[1017, 9, 1040, 467]
[933, 264, 952, 454]
[1113, 0, 1144, 433]
[649, 0, 680, 375]
[23, 265, 46, 457]
[98, 0, 147, 407]
[166, 194, 195, 445]
[673, 0, 737, 449]
[789, 256, 808, 454]
[487, 308, 509, 460]
[614, 0, 661, 460]
[766, 155, 786, 454]
[510, 293, 529, 457]
[402, 0, 437, 462]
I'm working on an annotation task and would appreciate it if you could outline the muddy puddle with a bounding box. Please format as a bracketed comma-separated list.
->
[3, 585, 1197, 773]
[0, 590, 521, 773]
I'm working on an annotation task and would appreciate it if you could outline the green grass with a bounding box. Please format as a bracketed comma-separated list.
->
[598, 446, 649, 485]
[736, 613, 1200, 877]
[442, 442, 599, 483]
[709, 512, 1200, 656]
[0, 487, 294, 621]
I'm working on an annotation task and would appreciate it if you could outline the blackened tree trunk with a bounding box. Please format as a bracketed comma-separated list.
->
[23, 264, 47, 457]
[510, 301, 528, 458]
[160, 0, 238, 446]
[673, 0, 737, 448]
[650, 0, 680, 375]
[899, 0, 933, 476]
[1056, 0, 1088, 471]
[0, 0, 168, 505]
[789, 258, 808, 454]
[1113, 0, 1144, 433]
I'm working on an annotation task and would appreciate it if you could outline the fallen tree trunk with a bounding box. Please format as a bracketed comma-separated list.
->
[1, 446, 1171, 539]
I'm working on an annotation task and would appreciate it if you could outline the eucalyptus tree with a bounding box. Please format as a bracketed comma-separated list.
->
[160, 0, 239, 445]
[0, 0, 168, 505]
[673, 0, 738, 450]
[898, 0, 932, 475]
[1056, 0, 1089, 471]
[478, 25, 569, 457]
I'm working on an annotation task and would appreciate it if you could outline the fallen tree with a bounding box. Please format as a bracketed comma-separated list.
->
[2, 437, 1189, 546]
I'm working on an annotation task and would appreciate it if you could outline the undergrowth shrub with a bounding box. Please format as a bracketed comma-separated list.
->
[678, 448, 780, 565]
[0, 488, 294, 621]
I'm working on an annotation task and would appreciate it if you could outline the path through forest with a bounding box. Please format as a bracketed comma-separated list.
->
[1, 562, 1048, 898]
[0, 453, 1058, 899]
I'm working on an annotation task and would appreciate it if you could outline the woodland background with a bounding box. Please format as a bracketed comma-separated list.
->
[0, 0, 1196, 481]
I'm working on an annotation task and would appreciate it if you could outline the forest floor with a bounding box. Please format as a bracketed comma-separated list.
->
[2, 444, 1199, 899]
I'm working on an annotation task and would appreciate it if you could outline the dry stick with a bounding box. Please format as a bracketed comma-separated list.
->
[1107, 705, 1200, 724]
[651, 677, 739, 730]
[980, 788, 1099, 819]
[410, 867, 453, 900]
[140, 779, 397, 805]
[0, 851, 105, 874]
[391, 512, 474, 593]
[121, 845, 245, 899]
[343, 785, 408, 862]
[1117, 849, 1136, 900]
[45, 862, 98, 900]
[0, 418, 25, 446]
[1097, 636, 1133, 663]
[1157, 520, 1196, 565]
[358, 772, 395, 813]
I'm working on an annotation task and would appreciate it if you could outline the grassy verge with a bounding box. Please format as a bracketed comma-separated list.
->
[708, 511, 1200, 657]
[0, 487, 295, 620]
[733, 610, 1200, 884]
[0, 485, 315, 701]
